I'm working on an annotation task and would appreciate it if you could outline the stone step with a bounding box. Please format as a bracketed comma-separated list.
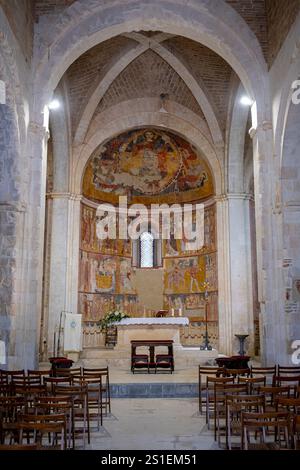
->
[110, 382, 198, 398]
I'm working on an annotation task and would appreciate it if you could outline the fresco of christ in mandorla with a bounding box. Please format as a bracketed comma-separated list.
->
[82, 128, 214, 205]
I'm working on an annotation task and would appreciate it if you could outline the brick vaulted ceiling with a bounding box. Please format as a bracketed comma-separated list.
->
[65, 33, 234, 139]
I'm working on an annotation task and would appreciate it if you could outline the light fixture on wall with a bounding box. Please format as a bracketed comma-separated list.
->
[159, 93, 169, 113]
[240, 95, 253, 106]
[48, 99, 60, 110]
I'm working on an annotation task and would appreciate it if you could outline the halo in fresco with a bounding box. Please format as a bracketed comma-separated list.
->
[83, 128, 214, 203]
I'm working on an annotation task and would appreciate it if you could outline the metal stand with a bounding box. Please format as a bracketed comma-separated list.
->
[235, 334, 249, 356]
[200, 299, 212, 350]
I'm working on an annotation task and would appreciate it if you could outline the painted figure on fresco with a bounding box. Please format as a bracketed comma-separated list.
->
[95, 257, 116, 293]
[119, 258, 135, 294]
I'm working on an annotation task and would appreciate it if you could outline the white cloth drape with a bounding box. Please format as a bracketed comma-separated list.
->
[0, 340, 6, 364]
[63, 313, 82, 352]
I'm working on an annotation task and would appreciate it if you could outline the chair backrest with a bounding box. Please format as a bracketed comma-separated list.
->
[278, 365, 300, 376]
[19, 413, 67, 450]
[273, 375, 300, 388]
[241, 411, 290, 449]
[259, 386, 290, 406]
[238, 376, 266, 393]
[0, 370, 25, 381]
[82, 367, 109, 376]
[276, 396, 300, 413]
[55, 367, 82, 377]
[251, 365, 276, 376]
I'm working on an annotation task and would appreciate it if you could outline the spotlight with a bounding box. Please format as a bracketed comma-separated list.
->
[240, 95, 253, 106]
[48, 99, 60, 110]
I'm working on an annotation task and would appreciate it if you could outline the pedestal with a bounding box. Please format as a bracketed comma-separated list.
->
[235, 334, 249, 356]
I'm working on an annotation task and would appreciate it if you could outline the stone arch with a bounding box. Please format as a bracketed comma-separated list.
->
[227, 83, 250, 193]
[33, 0, 269, 125]
[71, 99, 222, 197]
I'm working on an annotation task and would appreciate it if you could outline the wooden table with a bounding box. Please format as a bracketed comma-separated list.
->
[131, 340, 174, 373]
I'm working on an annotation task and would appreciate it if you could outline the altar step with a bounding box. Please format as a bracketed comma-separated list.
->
[110, 382, 198, 398]
[80, 346, 218, 368]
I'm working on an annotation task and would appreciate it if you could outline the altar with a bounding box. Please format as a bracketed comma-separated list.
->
[114, 317, 189, 351]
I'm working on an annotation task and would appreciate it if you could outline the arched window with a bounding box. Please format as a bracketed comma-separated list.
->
[139, 231, 154, 268]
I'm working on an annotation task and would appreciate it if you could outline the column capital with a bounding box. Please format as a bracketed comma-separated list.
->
[46, 192, 82, 201]
[249, 120, 273, 139]
[28, 121, 49, 140]
[215, 193, 254, 202]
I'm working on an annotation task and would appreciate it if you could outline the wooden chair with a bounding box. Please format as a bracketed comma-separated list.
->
[238, 376, 266, 394]
[44, 376, 73, 394]
[73, 375, 103, 430]
[19, 413, 67, 450]
[241, 411, 290, 450]
[251, 365, 276, 384]
[273, 375, 300, 395]
[226, 394, 265, 450]
[259, 386, 291, 410]
[205, 376, 234, 429]
[82, 367, 111, 414]
[198, 366, 224, 414]
[27, 370, 51, 384]
[34, 395, 74, 449]
[214, 383, 248, 443]
[0, 396, 28, 444]
[54, 384, 90, 448]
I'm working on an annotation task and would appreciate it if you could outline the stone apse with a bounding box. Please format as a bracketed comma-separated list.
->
[78, 128, 219, 349]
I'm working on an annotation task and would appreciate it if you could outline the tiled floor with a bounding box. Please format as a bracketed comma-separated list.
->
[86, 398, 218, 450]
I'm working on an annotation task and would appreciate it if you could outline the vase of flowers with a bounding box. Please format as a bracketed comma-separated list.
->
[99, 310, 130, 331]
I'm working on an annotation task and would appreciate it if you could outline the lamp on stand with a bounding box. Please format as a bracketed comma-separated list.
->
[200, 281, 212, 351]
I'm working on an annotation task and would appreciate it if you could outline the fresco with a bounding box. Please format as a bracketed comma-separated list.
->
[164, 256, 206, 294]
[79, 293, 139, 322]
[82, 128, 214, 204]
[81, 204, 131, 256]
[164, 204, 216, 257]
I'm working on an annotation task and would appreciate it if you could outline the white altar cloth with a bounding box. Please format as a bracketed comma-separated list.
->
[116, 317, 189, 326]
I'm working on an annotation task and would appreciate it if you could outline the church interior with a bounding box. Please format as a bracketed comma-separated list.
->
[0, 0, 300, 451]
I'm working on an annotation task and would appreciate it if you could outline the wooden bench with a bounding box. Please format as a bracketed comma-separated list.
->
[131, 340, 174, 373]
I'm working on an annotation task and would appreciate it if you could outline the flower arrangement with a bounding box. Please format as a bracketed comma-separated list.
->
[99, 310, 130, 332]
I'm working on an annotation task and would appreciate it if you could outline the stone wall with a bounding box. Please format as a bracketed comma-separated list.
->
[266, 0, 300, 66]
[0, 0, 33, 62]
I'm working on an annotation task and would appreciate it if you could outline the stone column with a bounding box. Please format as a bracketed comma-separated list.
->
[250, 121, 285, 364]
[15, 121, 49, 370]
[216, 194, 255, 356]
[45, 193, 81, 357]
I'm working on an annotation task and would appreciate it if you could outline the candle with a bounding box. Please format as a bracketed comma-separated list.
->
[179, 308, 182, 317]
[171, 308, 174, 317]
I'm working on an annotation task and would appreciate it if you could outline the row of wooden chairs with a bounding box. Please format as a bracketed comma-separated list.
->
[0, 367, 112, 450]
[0, 367, 111, 415]
[198, 365, 300, 414]
[199, 368, 300, 449]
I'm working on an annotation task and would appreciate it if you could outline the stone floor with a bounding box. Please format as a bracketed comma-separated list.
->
[86, 398, 218, 450]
